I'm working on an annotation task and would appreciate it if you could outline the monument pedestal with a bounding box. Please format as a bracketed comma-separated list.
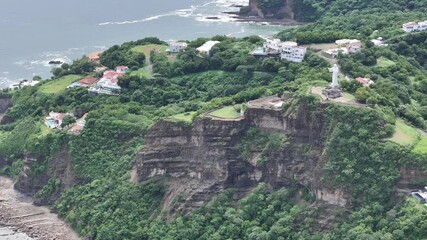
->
[322, 86, 342, 99]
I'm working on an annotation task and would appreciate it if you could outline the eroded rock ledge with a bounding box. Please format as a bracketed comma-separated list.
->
[134, 101, 348, 217]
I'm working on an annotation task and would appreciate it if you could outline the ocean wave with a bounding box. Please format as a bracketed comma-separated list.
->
[15, 52, 72, 69]
[97, 0, 247, 26]
[98, 7, 196, 26]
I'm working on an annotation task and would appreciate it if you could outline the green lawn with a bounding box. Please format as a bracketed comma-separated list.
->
[38, 75, 82, 94]
[39, 123, 51, 137]
[413, 136, 427, 154]
[129, 68, 151, 79]
[376, 57, 396, 68]
[209, 106, 241, 119]
[388, 119, 420, 145]
[169, 112, 197, 123]
[131, 44, 168, 56]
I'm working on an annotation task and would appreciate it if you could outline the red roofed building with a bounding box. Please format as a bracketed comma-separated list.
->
[88, 51, 102, 62]
[355, 77, 374, 87]
[116, 66, 129, 73]
[78, 77, 98, 88]
[103, 70, 125, 80]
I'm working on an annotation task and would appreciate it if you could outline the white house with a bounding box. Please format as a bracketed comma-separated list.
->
[263, 37, 282, 52]
[168, 42, 188, 53]
[280, 42, 307, 63]
[402, 21, 427, 33]
[335, 39, 362, 53]
[196, 41, 220, 56]
[371, 37, 388, 47]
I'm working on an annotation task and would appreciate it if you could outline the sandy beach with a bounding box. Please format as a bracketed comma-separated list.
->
[0, 176, 81, 240]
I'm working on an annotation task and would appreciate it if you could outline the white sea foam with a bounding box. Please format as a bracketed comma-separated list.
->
[97, 0, 246, 26]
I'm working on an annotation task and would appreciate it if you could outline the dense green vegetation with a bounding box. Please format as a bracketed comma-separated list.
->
[1, 1, 427, 238]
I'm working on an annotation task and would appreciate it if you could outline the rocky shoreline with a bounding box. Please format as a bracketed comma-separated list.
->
[0, 176, 81, 240]
[221, 10, 302, 26]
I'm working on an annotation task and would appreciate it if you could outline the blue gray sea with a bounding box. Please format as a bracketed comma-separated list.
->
[0, 0, 285, 88]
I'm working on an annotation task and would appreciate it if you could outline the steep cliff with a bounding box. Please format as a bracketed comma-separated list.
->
[0, 95, 12, 123]
[134, 101, 348, 218]
[243, 0, 294, 20]
[14, 147, 78, 205]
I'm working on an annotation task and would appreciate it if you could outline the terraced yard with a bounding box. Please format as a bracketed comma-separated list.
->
[169, 112, 197, 123]
[209, 106, 241, 119]
[38, 75, 81, 94]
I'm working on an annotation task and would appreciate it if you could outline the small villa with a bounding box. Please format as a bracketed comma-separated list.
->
[280, 41, 307, 63]
[251, 37, 307, 63]
[69, 113, 88, 135]
[323, 39, 361, 58]
[402, 21, 427, 33]
[355, 77, 374, 87]
[89, 69, 124, 95]
[116, 66, 129, 73]
[45, 112, 71, 130]
[196, 40, 220, 56]
[371, 37, 388, 47]
[168, 41, 188, 53]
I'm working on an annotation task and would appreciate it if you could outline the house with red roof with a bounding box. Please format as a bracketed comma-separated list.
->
[116, 66, 129, 73]
[69, 113, 88, 135]
[88, 51, 102, 62]
[403, 21, 427, 32]
[355, 77, 374, 87]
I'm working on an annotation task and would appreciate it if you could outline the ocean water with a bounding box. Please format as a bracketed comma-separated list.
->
[0, 0, 285, 88]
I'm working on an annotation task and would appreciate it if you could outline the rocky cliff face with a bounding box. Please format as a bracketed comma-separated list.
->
[397, 165, 427, 189]
[0, 96, 12, 123]
[134, 101, 348, 217]
[246, 0, 294, 20]
[14, 147, 78, 206]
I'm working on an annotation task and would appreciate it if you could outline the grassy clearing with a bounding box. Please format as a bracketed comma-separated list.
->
[38, 123, 51, 137]
[129, 68, 151, 79]
[131, 44, 168, 57]
[388, 119, 420, 145]
[209, 106, 241, 119]
[413, 136, 427, 154]
[376, 57, 396, 68]
[169, 112, 197, 123]
[38, 75, 81, 94]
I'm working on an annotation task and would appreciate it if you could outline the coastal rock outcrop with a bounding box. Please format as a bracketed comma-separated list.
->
[134, 101, 348, 217]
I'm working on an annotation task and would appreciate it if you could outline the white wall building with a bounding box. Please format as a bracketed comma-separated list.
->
[371, 37, 388, 47]
[280, 41, 307, 63]
[335, 39, 362, 53]
[168, 42, 188, 53]
[403, 21, 427, 33]
[196, 41, 220, 56]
